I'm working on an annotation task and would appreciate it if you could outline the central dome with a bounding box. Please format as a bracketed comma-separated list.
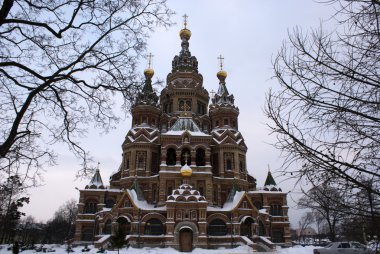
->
[180, 163, 192, 177]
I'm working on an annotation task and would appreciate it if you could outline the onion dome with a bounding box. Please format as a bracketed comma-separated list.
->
[180, 162, 192, 177]
[179, 28, 191, 40]
[144, 68, 154, 79]
[217, 70, 227, 82]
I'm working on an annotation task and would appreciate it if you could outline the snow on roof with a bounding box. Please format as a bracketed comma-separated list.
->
[163, 117, 210, 137]
[127, 189, 166, 211]
[85, 168, 105, 189]
[207, 191, 245, 211]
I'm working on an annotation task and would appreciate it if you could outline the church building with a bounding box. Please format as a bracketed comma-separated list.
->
[73, 18, 291, 252]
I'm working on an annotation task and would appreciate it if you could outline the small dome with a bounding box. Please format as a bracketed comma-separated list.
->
[180, 163, 192, 177]
[144, 68, 154, 79]
[217, 70, 227, 82]
[179, 28, 191, 40]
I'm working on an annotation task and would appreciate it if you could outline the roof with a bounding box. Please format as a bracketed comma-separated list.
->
[264, 170, 277, 186]
[164, 117, 210, 136]
[85, 168, 104, 189]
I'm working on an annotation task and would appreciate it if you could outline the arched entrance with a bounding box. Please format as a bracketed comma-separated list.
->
[179, 227, 193, 252]
[240, 217, 255, 237]
[116, 217, 131, 235]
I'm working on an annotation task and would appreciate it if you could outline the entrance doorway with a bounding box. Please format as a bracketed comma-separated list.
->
[179, 228, 193, 252]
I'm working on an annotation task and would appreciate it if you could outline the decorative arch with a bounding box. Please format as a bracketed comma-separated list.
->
[206, 213, 230, 224]
[208, 219, 228, 236]
[141, 212, 166, 224]
[144, 218, 165, 235]
[174, 221, 199, 245]
[166, 148, 177, 166]
[117, 214, 132, 223]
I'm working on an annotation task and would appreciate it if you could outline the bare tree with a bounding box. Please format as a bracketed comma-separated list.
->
[0, 0, 173, 184]
[265, 0, 380, 215]
[298, 184, 344, 241]
[297, 211, 314, 243]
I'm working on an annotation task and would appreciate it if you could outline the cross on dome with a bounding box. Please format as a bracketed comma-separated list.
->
[147, 53, 154, 68]
[183, 14, 188, 29]
[217, 54, 224, 70]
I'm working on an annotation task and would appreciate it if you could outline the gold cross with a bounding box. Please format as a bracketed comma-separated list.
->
[217, 54, 224, 70]
[183, 14, 188, 29]
[183, 152, 189, 162]
[147, 53, 154, 68]
[210, 89, 216, 98]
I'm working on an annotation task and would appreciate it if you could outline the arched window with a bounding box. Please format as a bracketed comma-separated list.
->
[144, 218, 164, 235]
[181, 149, 191, 166]
[166, 148, 176, 165]
[104, 219, 112, 234]
[196, 148, 206, 166]
[208, 219, 227, 236]
[84, 200, 97, 214]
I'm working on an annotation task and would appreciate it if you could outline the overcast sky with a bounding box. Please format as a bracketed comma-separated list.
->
[22, 0, 337, 227]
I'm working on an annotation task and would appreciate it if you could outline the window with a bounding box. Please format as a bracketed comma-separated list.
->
[215, 120, 219, 127]
[179, 99, 192, 111]
[151, 152, 159, 175]
[196, 148, 206, 166]
[166, 148, 176, 165]
[270, 204, 282, 216]
[224, 153, 234, 171]
[136, 151, 146, 170]
[239, 154, 245, 172]
[144, 219, 164, 235]
[197, 101, 206, 115]
[224, 119, 229, 126]
[208, 219, 227, 236]
[84, 200, 97, 214]
[211, 153, 219, 176]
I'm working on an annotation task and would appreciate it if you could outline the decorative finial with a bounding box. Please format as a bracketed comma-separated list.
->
[97, 162, 100, 171]
[217, 54, 224, 71]
[217, 55, 227, 82]
[147, 53, 154, 69]
[268, 164, 271, 172]
[183, 14, 188, 29]
[144, 53, 154, 79]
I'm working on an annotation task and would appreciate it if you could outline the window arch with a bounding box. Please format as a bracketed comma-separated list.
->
[166, 148, 176, 165]
[196, 148, 206, 166]
[144, 218, 164, 235]
[208, 219, 227, 236]
[84, 200, 97, 214]
[181, 148, 191, 166]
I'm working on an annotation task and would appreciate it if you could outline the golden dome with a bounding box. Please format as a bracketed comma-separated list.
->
[144, 68, 154, 79]
[217, 70, 227, 82]
[179, 28, 191, 40]
[180, 163, 192, 177]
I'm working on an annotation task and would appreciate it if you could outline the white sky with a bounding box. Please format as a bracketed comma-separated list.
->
[22, 0, 336, 227]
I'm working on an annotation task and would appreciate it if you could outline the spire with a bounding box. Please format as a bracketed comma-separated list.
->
[171, 14, 198, 73]
[212, 55, 235, 105]
[264, 166, 277, 186]
[85, 162, 105, 189]
[134, 53, 159, 106]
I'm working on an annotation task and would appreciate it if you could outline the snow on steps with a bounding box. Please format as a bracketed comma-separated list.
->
[94, 235, 111, 248]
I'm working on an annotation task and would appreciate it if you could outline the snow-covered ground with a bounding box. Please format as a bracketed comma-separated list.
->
[0, 244, 316, 254]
